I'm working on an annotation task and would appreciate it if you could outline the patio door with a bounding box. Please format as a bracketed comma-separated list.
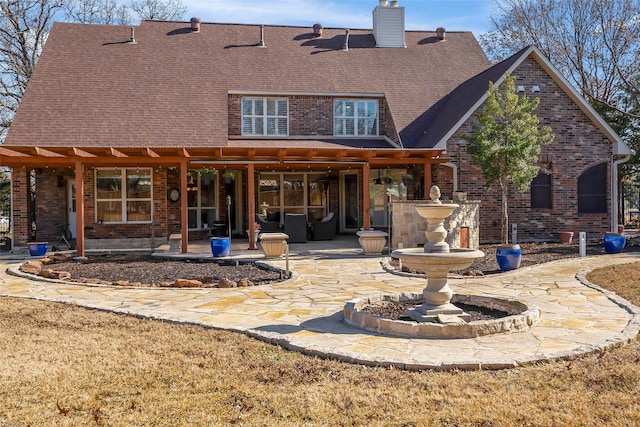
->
[340, 171, 360, 233]
[67, 179, 77, 238]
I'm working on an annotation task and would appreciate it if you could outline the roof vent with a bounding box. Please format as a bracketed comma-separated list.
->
[258, 24, 266, 47]
[373, 2, 405, 48]
[190, 17, 201, 32]
[436, 27, 446, 40]
[343, 29, 350, 51]
[127, 27, 136, 44]
[379, 0, 389, 5]
[390, 0, 399, 5]
[313, 23, 323, 37]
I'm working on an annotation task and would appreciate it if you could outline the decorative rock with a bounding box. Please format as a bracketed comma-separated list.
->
[463, 269, 484, 277]
[40, 269, 54, 278]
[40, 257, 55, 265]
[49, 271, 71, 280]
[113, 280, 129, 286]
[218, 278, 237, 288]
[174, 279, 203, 288]
[237, 279, 254, 287]
[20, 261, 42, 275]
[201, 283, 217, 288]
[159, 282, 172, 288]
[51, 253, 73, 262]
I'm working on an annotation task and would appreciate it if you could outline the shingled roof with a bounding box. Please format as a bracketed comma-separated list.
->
[4, 19, 491, 150]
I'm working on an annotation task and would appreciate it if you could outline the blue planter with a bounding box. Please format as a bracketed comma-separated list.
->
[603, 233, 626, 254]
[210, 237, 230, 257]
[28, 242, 48, 257]
[496, 245, 522, 271]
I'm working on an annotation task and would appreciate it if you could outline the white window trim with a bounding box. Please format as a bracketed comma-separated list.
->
[333, 99, 379, 137]
[95, 167, 153, 224]
[241, 97, 289, 136]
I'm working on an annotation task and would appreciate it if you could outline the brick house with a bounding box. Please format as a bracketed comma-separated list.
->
[0, 3, 631, 255]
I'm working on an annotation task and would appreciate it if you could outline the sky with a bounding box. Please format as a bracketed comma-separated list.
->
[179, 0, 494, 36]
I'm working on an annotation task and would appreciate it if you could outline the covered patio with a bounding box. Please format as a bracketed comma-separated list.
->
[1, 143, 447, 257]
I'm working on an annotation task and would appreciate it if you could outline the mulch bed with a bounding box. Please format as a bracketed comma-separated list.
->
[49, 255, 285, 287]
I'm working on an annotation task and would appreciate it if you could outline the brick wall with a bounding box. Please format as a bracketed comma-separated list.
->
[34, 169, 72, 241]
[229, 95, 389, 138]
[10, 168, 31, 248]
[442, 57, 613, 243]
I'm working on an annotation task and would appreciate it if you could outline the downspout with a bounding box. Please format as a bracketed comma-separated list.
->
[612, 155, 631, 233]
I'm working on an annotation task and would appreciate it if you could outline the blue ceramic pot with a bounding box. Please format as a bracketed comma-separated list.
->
[603, 233, 626, 254]
[28, 242, 47, 257]
[210, 237, 230, 257]
[496, 244, 522, 271]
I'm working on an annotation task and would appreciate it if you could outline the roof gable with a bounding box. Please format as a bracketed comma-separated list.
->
[415, 45, 630, 156]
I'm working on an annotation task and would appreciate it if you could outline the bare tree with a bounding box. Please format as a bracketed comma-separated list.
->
[64, 0, 131, 25]
[0, 0, 63, 139]
[129, 0, 186, 21]
[481, 0, 640, 119]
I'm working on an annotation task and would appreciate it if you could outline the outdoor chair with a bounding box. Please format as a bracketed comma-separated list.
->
[310, 212, 337, 241]
[255, 214, 281, 233]
[284, 213, 308, 243]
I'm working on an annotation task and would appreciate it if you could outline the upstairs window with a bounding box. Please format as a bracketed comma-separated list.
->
[531, 172, 552, 209]
[578, 163, 607, 214]
[242, 97, 288, 136]
[334, 99, 378, 137]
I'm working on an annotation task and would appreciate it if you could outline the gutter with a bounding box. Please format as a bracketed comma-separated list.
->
[612, 155, 631, 233]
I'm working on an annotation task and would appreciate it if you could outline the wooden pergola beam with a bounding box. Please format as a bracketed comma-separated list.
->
[108, 147, 128, 158]
[72, 147, 98, 158]
[34, 147, 65, 157]
[144, 148, 160, 158]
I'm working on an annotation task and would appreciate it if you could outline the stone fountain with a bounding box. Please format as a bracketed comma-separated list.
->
[393, 185, 485, 322]
[343, 185, 540, 338]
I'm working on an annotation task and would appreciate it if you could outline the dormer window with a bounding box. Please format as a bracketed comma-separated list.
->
[242, 97, 288, 136]
[334, 99, 378, 137]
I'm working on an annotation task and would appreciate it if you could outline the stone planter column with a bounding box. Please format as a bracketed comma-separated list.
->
[259, 232, 289, 258]
[356, 230, 388, 255]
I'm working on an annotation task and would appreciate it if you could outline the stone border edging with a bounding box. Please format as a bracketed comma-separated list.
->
[344, 292, 540, 339]
[5, 259, 297, 290]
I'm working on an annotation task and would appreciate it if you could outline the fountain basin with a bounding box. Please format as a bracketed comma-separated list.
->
[392, 247, 485, 321]
[392, 247, 484, 272]
[344, 292, 540, 339]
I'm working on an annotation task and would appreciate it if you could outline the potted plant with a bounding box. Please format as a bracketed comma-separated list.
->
[402, 175, 413, 187]
[223, 171, 235, 184]
[199, 167, 217, 185]
[465, 73, 555, 271]
[383, 171, 394, 185]
[247, 221, 261, 246]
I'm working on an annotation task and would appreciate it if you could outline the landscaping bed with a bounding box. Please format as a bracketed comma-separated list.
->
[20, 254, 286, 288]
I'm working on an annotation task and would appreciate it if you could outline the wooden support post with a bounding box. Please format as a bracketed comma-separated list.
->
[74, 161, 85, 257]
[180, 160, 189, 254]
[424, 162, 432, 200]
[247, 164, 257, 250]
[363, 163, 371, 230]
